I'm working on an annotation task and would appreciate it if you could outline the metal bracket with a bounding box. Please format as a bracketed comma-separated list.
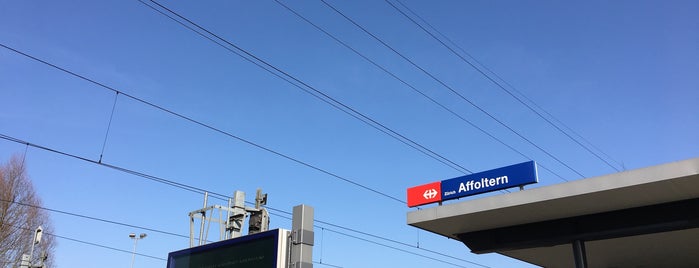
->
[292, 229, 314, 246]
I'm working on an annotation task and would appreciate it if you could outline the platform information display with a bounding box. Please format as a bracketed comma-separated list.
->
[166, 229, 289, 268]
[407, 161, 538, 207]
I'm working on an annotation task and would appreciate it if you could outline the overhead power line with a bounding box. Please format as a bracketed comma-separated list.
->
[0, 133, 491, 267]
[272, 0, 568, 182]
[386, 0, 622, 172]
[319, 0, 586, 179]
[2, 199, 344, 267]
[12, 221, 350, 268]
[53, 233, 166, 261]
[136, 0, 472, 174]
[8, 224, 166, 261]
[313, 218, 489, 267]
[1, 198, 189, 239]
[326, 228, 481, 268]
[0, 42, 403, 204]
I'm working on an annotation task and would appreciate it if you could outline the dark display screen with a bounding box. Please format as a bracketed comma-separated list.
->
[167, 229, 282, 268]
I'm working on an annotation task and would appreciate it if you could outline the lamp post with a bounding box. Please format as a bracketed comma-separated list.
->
[129, 233, 147, 268]
[22, 226, 43, 268]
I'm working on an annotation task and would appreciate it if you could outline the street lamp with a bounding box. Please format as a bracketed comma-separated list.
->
[129, 233, 147, 268]
[26, 226, 43, 267]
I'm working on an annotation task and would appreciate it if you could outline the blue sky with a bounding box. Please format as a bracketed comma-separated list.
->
[1, 0, 697, 267]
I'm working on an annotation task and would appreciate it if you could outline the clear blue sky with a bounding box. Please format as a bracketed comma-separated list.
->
[1, 0, 697, 267]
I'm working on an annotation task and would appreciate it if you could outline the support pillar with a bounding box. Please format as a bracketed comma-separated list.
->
[572, 240, 588, 268]
[290, 205, 314, 268]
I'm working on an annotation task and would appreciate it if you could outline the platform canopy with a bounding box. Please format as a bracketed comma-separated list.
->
[407, 157, 699, 267]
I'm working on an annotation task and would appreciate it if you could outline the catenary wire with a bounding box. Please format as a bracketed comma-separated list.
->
[54, 234, 165, 261]
[135, 0, 469, 175]
[386, 0, 622, 172]
[1, 28, 513, 265]
[0, 134, 492, 267]
[137, 0, 472, 175]
[271, 0, 568, 182]
[319, 0, 585, 179]
[7, 224, 166, 261]
[2, 199, 344, 267]
[0, 174, 475, 268]
[1, 2, 564, 266]
[0, 42, 404, 204]
[263, 201, 481, 266]
[10, 221, 345, 267]
[1, 198, 189, 240]
[392, 0, 624, 170]
[1, 2, 540, 262]
[313, 217, 487, 266]
[325, 228, 488, 268]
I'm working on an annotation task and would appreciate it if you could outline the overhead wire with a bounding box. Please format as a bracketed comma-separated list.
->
[319, 0, 585, 179]
[325, 228, 487, 268]
[265, 202, 493, 266]
[0, 134, 492, 267]
[132, 0, 455, 175]
[1, 199, 344, 267]
[0, 42, 404, 204]
[137, 0, 532, 199]
[0, 1, 577, 265]
[386, 0, 622, 172]
[137, 0, 472, 175]
[272, 0, 568, 182]
[1, 36, 501, 267]
[0, 1, 592, 266]
[7, 224, 166, 261]
[1, 198, 189, 240]
[10, 220, 347, 267]
[313, 217, 488, 266]
[2, 4, 534, 264]
[55, 233, 166, 261]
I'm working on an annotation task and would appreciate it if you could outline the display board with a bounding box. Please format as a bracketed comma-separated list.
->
[167, 229, 289, 268]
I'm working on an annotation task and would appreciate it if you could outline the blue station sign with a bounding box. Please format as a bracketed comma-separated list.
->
[407, 161, 538, 207]
[441, 161, 538, 200]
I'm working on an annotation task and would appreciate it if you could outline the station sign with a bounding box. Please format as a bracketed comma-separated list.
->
[407, 181, 441, 207]
[407, 161, 538, 207]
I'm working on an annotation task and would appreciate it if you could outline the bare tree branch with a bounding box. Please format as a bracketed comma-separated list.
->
[0, 154, 56, 268]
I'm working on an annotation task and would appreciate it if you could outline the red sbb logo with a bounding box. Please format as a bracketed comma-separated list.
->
[407, 181, 441, 207]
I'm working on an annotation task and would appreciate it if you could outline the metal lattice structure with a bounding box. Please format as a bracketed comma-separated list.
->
[188, 189, 269, 247]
